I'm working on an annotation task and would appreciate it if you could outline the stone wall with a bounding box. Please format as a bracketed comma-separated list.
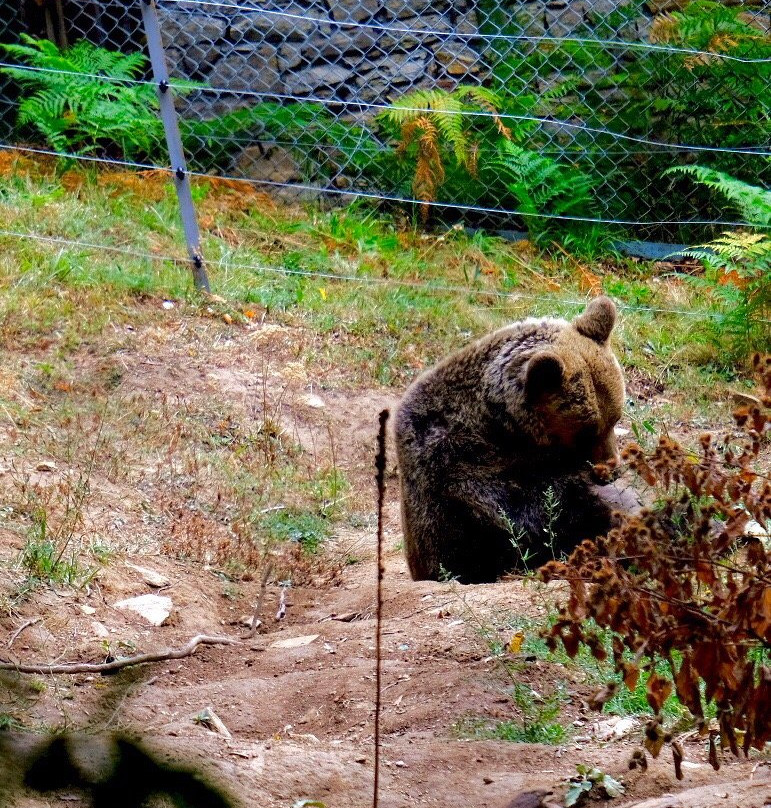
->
[150, 0, 769, 189]
[158, 0, 483, 112]
[156, 0, 770, 116]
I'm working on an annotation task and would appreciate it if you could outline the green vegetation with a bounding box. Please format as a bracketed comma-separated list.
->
[0, 36, 164, 159]
[258, 508, 330, 555]
[0, 152, 755, 386]
[498, 614, 688, 721]
[488, 141, 597, 242]
[4, 0, 769, 245]
[668, 166, 771, 358]
[454, 704, 568, 745]
[566, 765, 625, 807]
[0, 36, 379, 176]
[481, 0, 771, 233]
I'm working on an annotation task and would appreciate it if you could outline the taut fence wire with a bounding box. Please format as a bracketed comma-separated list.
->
[0, 0, 770, 302]
[2, 224, 769, 325]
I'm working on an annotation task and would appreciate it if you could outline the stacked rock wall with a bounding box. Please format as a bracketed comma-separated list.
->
[157, 0, 483, 112]
[157, 1, 771, 118]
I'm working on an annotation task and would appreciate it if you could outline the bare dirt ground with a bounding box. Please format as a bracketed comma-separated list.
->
[0, 307, 768, 808]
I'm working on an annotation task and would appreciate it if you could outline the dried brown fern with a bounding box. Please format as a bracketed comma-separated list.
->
[379, 86, 512, 220]
[398, 116, 445, 221]
[542, 353, 770, 774]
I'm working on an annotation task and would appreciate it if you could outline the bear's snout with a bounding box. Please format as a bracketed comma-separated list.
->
[591, 431, 620, 466]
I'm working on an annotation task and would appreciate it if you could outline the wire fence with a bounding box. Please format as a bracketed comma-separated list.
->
[0, 0, 770, 297]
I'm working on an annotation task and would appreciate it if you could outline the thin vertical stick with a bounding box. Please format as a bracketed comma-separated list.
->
[373, 409, 389, 808]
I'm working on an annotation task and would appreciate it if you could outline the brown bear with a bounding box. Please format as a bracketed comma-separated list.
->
[394, 296, 626, 583]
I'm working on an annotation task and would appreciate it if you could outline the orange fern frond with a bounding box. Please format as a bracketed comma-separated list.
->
[399, 117, 445, 220]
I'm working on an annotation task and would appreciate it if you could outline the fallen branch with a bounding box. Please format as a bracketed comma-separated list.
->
[0, 634, 239, 675]
[244, 561, 273, 639]
[7, 617, 42, 648]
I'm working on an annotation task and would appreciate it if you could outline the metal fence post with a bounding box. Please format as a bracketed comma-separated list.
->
[139, 0, 210, 293]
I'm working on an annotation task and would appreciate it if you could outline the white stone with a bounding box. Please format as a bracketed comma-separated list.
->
[613, 717, 639, 738]
[90, 621, 110, 639]
[269, 634, 319, 649]
[744, 520, 770, 541]
[114, 594, 173, 626]
[300, 394, 326, 409]
[126, 563, 170, 588]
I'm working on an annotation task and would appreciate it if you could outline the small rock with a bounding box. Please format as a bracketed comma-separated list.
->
[300, 393, 325, 409]
[285, 64, 353, 95]
[162, 301, 174, 310]
[613, 716, 639, 738]
[114, 594, 173, 626]
[194, 706, 232, 739]
[503, 790, 553, 808]
[90, 621, 110, 639]
[330, 611, 360, 622]
[36, 461, 57, 473]
[594, 715, 639, 740]
[80, 604, 97, 616]
[743, 520, 770, 542]
[126, 564, 170, 588]
[269, 634, 319, 649]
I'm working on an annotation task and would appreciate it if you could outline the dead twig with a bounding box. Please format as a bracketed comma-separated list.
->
[0, 634, 239, 675]
[373, 408, 389, 808]
[7, 617, 42, 648]
[245, 560, 274, 639]
[275, 585, 288, 621]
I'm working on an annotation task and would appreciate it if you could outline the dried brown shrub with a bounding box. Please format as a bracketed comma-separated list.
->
[542, 353, 770, 771]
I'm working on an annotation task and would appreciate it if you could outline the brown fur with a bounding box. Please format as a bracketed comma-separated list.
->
[394, 297, 626, 583]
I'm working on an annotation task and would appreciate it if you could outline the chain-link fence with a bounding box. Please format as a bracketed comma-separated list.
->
[1, 0, 770, 243]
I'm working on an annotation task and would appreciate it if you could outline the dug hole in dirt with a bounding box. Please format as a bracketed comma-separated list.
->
[0, 311, 768, 808]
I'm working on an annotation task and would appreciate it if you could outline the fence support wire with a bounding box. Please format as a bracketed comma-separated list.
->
[139, 0, 210, 293]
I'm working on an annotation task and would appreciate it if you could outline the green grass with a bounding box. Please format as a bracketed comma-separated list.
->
[498, 613, 688, 721]
[454, 711, 569, 746]
[259, 508, 330, 555]
[0, 155, 754, 392]
[19, 536, 98, 588]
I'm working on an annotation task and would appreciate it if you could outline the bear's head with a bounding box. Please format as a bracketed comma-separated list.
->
[524, 296, 625, 466]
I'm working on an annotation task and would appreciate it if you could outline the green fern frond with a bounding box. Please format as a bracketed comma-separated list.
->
[383, 89, 454, 123]
[682, 231, 771, 275]
[376, 84, 518, 217]
[677, 224, 770, 356]
[541, 76, 581, 101]
[0, 36, 165, 159]
[665, 165, 771, 226]
[488, 140, 596, 230]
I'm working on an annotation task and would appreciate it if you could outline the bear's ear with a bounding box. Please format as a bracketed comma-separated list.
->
[573, 296, 616, 344]
[525, 351, 564, 403]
